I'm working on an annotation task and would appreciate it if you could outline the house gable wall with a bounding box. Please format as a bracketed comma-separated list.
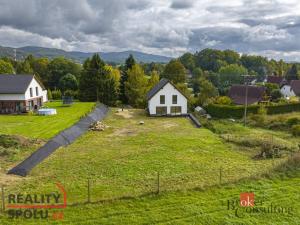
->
[148, 82, 187, 115]
[25, 77, 48, 102]
[281, 85, 296, 98]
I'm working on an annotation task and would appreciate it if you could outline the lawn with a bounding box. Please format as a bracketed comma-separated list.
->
[0, 101, 95, 139]
[0, 109, 299, 224]
[1, 165, 300, 224]
[3, 109, 296, 202]
[0, 101, 95, 186]
[46, 174, 300, 225]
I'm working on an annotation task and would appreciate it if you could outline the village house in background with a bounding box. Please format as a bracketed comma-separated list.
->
[264, 75, 286, 86]
[228, 85, 267, 105]
[0, 74, 47, 113]
[147, 78, 188, 116]
[280, 80, 300, 98]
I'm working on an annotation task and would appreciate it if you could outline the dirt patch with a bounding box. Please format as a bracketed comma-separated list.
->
[0, 174, 23, 186]
[115, 109, 133, 119]
[162, 121, 178, 128]
[0, 134, 41, 148]
[109, 128, 138, 137]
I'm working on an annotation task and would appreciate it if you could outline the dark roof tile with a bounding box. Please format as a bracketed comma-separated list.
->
[266, 76, 284, 85]
[146, 78, 170, 100]
[0, 74, 34, 94]
[229, 85, 266, 105]
[290, 80, 300, 96]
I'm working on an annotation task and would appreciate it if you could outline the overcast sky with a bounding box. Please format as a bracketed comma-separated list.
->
[1, 0, 300, 61]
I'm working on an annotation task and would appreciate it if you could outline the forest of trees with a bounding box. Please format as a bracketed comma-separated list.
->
[0, 48, 299, 108]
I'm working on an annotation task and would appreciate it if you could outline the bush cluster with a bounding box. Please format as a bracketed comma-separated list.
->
[205, 103, 300, 118]
[292, 125, 300, 136]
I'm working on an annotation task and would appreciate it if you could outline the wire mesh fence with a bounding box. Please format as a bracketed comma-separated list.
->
[0, 157, 291, 212]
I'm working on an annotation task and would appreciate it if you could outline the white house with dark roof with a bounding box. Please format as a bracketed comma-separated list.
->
[146, 78, 188, 116]
[0, 74, 47, 113]
[280, 80, 300, 98]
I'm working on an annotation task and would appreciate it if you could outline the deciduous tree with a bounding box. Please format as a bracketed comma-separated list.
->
[162, 60, 186, 84]
[125, 64, 148, 108]
[0, 59, 14, 74]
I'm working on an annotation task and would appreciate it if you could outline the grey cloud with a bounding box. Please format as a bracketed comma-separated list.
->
[0, 0, 300, 60]
[170, 0, 194, 9]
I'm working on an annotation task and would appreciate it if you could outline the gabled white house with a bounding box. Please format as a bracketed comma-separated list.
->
[280, 80, 300, 98]
[147, 78, 188, 116]
[0, 74, 47, 113]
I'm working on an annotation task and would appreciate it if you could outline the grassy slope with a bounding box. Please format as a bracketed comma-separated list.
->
[0, 102, 95, 139]
[1, 171, 300, 224]
[0, 102, 95, 185]
[0, 109, 299, 224]
[6, 109, 288, 201]
[40, 173, 300, 225]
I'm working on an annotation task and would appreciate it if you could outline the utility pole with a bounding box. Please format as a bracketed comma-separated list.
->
[14, 49, 17, 61]
[242, 75, 251, 126]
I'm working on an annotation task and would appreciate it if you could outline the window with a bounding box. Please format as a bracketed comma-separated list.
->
[172, 95, 177, 104]
[30, 88, 33, 97]
[36, 87, 39, 96]
[160, 95, 165, 104]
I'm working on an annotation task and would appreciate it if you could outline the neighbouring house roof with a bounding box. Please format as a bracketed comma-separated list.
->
[266, 76, 285, 85]
[146, 78, 187, 100]
[0, 74, 44, 94]
[244, 76, 257, 84]
[228, 85, 267, 105]
[290, 80, 300, 96]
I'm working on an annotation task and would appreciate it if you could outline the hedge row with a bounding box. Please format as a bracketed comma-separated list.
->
[205, 103, 300, 118]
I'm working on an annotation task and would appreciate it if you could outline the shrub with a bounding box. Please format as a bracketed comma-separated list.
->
[221, 133, 296, 153]
[270, 89, 282, 101]
[289, 96, 299, 103]
[205, 104, 259, 118]
[257, 105, 267, 115]
[275, 152, 300, 172]
[201, 119, 216, 133]
[47, 89, 53, 100]
[278, 98, 288, 104]
[258, 140, 282, 159]
[286, 117, 300, 127]
[52, 89, 62, 100]
[63, 89, 78, 98]
[214, 96, 232, 105]
[249, 114, 266, 127]
[0, 135, 20, 148]
[205, 103, 300, 118]
[292, 125, 300, 136]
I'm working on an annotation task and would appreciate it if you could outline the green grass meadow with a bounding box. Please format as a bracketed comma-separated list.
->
[0, 109, 299, 224]
[0, 101, 95, 139]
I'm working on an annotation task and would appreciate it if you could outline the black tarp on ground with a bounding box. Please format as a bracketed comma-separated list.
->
[8, 103, 109, 177]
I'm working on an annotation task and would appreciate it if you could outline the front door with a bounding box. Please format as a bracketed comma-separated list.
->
[16, 102, 21, 112]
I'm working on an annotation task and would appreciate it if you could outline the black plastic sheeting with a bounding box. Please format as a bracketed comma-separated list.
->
[8, 103, 109, 177]
[188, 114, 201, 128]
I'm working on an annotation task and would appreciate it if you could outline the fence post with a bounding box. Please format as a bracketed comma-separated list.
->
[87, 179, 91, 203]
[157, 172, 160, 194]
[1, 185, 5, 212]
[219, 167, 222, 185]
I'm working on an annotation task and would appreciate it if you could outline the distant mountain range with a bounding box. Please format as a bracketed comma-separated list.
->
[0, 45, 173, 64]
